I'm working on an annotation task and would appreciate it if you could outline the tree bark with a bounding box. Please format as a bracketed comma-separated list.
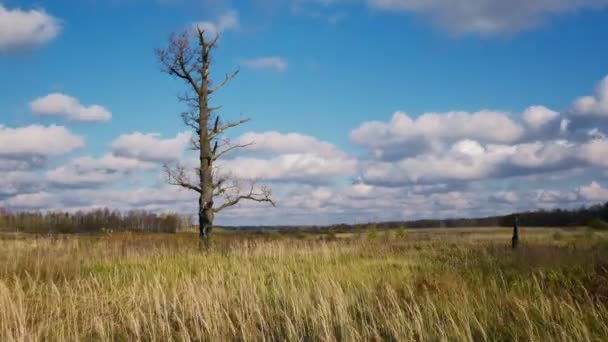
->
[198, 194, 213, 245]
[511, 217, 519, 249]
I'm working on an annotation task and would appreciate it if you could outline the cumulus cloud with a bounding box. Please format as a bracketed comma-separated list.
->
[578, 138, 608, 167]
[491, 191, 520, 204]
[46, 154, 155, 187]
[235, 131, 346, 158]
[193, 9, 239, 36]
[0, 4, 61, 53]
[368, 0, 608, 35]
[350, 84, 608, 188]
[0, 156, 45, 171]
[0, 124, 84, 157]
[572, 75, 608, 118]
[0, 171, 40, 199]
[219, 153, 357, 184]
[0, 125, 83, 199]
[358, 139, 587, 186]
[523, 105, 560, 130]
[215, 131, 356, 184]
[242, 57, 288, 72]
[2, 191, 57, 210]
[111, 131, 191, 163]
[0, 185, 186, 212]
[6, 74, 608, 224]
[579, 181, 608, 201]
[30, 93, 112, 122]
[350, 110, 524, 160]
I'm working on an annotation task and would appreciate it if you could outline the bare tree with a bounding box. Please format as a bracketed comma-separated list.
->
[156, 29, 274, 245]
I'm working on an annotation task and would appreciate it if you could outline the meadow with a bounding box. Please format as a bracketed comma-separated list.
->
[1, 227, 608, 341]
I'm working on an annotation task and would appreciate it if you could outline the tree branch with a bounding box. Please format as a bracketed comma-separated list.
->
[155, 32, 201, 95]
[213, 182, 274, 213]
[213, 142, 253, 160]
[209, 117, 252, 139]
[164, 164, 201, 193]
[209, 68, 239, 94]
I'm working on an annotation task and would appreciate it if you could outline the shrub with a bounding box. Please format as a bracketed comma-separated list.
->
[366, 223, 378, 240]
[395, 227, 409, 240]
[589, 219, 608, 231]
[552, 231, 564, 241]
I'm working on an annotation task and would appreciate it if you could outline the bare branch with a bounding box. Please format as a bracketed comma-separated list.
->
[155, 32, 201, 94]
[177, 91, 199, 105]
[194, 28, 221, 57]
[209, 68, 240, 94]
[213, 116, 219, 132]
[190, 137, 200, 150]
[213, 142, 254, 160]
[212, 172, 239, 197]
[213, 181, 274, 213]
[164, 164, 201, 193]
[181, 110, 200, 130]
[209, 117, 252, 139]
[204, 29, 222, 50]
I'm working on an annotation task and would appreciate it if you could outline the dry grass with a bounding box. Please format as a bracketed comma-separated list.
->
[1, 228, 608, 341]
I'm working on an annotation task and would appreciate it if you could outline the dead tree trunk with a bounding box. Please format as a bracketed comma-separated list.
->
[156, 29, 274, 246]
[512, 216, 519, 249]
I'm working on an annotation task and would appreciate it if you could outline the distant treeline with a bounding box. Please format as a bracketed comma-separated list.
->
[225, 202, 608, 232]
[2, 201, 608, 234]
[0, 208, 192, 234]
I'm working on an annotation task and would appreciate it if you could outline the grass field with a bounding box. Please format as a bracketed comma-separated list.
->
[1, 227, 608, 341]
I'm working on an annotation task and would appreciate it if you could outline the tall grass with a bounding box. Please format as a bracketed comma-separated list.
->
[1, 228, 607, 341]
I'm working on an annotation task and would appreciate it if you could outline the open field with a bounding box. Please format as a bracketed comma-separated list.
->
[1, 227, 608, 341]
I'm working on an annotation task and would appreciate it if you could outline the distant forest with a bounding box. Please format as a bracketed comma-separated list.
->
[0, 208, 191, 234]
[228, 202, 608, 233]
[1, 202, 607, 234]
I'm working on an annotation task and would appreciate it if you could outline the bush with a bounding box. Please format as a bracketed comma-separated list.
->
[588, 219, 608, 231]
[366, 223, 378, 240]
[395, 227, 409, 240]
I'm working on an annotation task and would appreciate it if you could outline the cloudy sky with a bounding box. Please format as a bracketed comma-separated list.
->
[1, 0, 608, 225]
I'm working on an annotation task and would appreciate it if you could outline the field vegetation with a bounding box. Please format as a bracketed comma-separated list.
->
[1, 227, 608, 341]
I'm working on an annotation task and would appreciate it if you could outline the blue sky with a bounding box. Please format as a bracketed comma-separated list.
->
[1, 0, 608, 225]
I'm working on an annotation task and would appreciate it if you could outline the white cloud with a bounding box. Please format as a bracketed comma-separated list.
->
[432, 191, 478, 210]
[0, 124, 84, 157]
[359, 139, 580, 185]
[6, 73, 608, 224]
[0, 171, 40, 198]
[350, 110, 524, 159]
[46, 154, 155, 186]
[219, 153, 357, 183]
[215, 131, 356, 183]
[236, 131, 346, 158]
[0, 184, 199, 212]
[242, 57, 288, 72]
[368, 0, 608, 35]
[579, 181, 608, 201]
[0, 4, 61, 53]
[111, 131, 191, 163]
[0, 155, 45, 171]
[573, 75, 608, 118]
[3, 191, 57, 210]
[532, 189, 579, 204]
[30, 93, 112, 122]
[492, 191, 520, 204]
[523, 105, 560, 130]
[579, 138, 608, 167]
[193, 9, 239, 36]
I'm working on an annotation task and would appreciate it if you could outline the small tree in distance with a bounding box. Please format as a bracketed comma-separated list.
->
[156, 29, 275, 245]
